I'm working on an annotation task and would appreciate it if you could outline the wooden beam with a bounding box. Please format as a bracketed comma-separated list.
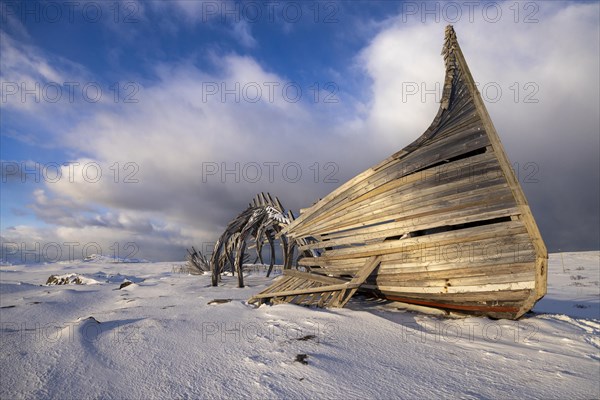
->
[250, 282, 358, 300]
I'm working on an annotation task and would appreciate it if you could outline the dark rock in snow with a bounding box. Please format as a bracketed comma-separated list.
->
[119, 281, 133, 289]
[295, 354, 309, 365]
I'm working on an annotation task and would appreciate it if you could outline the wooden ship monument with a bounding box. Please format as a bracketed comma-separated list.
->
[205, 26, 547, 320]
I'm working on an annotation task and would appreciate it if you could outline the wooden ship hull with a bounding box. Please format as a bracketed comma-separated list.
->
[265, 26, 548, 320]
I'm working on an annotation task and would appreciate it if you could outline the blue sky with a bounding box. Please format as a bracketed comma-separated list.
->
[1, 0, 599, 262]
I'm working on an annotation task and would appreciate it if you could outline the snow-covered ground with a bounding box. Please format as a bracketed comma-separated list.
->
[1, 252, 598, 399]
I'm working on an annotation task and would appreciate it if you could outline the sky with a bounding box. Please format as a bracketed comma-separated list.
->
[1, 0, 599, 263]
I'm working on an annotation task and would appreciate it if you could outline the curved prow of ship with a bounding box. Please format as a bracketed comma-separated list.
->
[253, 26, 547, 319]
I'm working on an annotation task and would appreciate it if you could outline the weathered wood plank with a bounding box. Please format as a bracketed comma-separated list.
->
[250, 283, 357, 300]
[283, 269, 348, 285]
[374, 262, 535, 281]
[375, 271, 535, 288]
[375, 281, 535, 294]
[364, 287, 531, 302]
[335, 256, 382, 307]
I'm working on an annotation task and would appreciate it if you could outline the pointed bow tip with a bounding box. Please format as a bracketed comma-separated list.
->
[444, 25, 457, 42]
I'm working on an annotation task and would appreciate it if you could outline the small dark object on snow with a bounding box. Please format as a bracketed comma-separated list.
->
[295, 354, 308, 365]
[46, 274, 84, 285]
[119, 281, 133, 289]
[208, 299, 232, 305]
[296, 334, 316, 341]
